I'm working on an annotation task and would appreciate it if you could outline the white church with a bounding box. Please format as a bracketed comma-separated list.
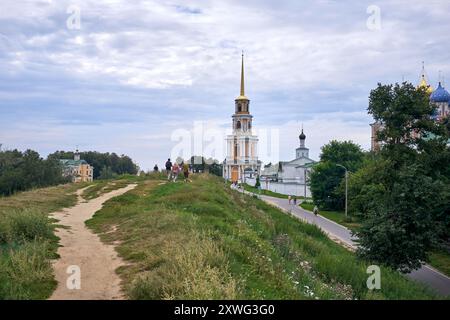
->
[258, 128, 316, 197]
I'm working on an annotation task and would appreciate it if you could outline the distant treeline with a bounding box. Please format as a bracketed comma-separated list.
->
[48, 150, 139, 179]
[0, 149, 139, 196]
[0, 149, 69, 196]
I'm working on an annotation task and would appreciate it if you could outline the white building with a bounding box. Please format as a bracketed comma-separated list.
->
[223, 54, 261, 182]
[256, 129, 316, 197]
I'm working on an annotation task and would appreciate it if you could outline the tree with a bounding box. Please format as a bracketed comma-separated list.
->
[357, 164, 446, 271]
[0, 149, 68, 196]
[309, 140, 365, 210]
[208, 162, 223, 177]
[355, 82, 450, 271]
[98, 166, 117, 180]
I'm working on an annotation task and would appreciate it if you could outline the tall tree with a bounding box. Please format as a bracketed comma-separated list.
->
[356, 82, 450, 271]
[309, 140, 365, 210]
[0, 149, 68, 196]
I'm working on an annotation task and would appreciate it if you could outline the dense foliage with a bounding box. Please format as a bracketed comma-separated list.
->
[354, 82, 450, 272]
[309, 140, 365, 210]
[0, 149, 69, 196]
[188, 156, 223, 177]
[48, 151, 138, 179]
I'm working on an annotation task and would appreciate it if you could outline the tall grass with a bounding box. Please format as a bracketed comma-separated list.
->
[87, 174, 439, 300]
[130, 232, 239, 299]
[0, 182, 83, 299]
[0, 240, 56, 299]
[0, 209, 57, 299]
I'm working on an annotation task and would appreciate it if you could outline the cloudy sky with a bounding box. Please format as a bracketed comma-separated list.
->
[1, 0, 449, 170]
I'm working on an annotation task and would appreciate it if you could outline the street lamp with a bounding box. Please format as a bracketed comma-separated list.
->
[336, 164, 348, 219]
[303, 170, 307, 200]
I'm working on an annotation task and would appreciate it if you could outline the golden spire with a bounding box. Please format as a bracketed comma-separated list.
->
[236, 51, 248, 100]
[418, 61, 433, 94]
[240, 52, 245, 96]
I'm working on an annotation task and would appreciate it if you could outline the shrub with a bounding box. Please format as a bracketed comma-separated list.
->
[1, 209, 54, 244]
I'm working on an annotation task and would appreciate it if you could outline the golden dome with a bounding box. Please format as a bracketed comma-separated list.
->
[418, 76, 433, 94]
[417, 62, 433, 94]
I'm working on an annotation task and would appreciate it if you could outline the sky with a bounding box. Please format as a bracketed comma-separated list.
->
[1, 0, 450, 170]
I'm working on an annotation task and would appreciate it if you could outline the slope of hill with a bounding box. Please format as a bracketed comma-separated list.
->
[0, 183, 82, 299]
[87, 174, 437, 299]
[0, 176, 143, 299]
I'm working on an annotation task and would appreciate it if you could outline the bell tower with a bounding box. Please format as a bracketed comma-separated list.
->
[223, 53, 260, 182]
[232, 53, 253, 134]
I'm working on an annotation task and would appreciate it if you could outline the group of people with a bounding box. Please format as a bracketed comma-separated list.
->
[165, 158, 191, 182]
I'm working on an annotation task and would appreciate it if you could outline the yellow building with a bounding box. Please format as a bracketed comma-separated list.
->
[60, 150, 94, 182]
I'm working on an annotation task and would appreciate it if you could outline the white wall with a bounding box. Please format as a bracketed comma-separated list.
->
[245, 178, 312, 198]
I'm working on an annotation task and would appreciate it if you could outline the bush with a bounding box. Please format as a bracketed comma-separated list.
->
[0, 210, 54, 244]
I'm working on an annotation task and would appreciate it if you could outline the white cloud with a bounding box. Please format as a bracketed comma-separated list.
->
[0, 0, 449, 169]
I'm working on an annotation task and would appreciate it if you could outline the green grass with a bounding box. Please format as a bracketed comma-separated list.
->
[0, 183, 82, 299]
[0, 174, 160, 299]
[82, 174, 152, 200]
[87, 174, 438, 299]
[300, 203, 362, 232]
[429, 250, 450, 277]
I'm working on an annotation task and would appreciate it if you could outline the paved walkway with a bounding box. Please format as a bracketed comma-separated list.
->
[235, 187, 450, 296]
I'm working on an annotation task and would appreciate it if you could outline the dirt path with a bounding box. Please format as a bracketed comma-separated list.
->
[49, 184, 137, 300]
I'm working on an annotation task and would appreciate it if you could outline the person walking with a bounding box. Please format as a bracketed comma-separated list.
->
[182, 162, 190, 182]
[165, 158, 172, 181]
[313, 205, 319, 216]
[172, 162, 180, 182]
[153, 164, 159, 172]
[288, 195, 292, 205]
[293, 196, 297, 206]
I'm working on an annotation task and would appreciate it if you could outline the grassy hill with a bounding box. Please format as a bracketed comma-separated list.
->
[86, 174, 437, 299]
[0, 183, 82, 299]
[0, 173, 440, 299]
[0, 176, 142, 299]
